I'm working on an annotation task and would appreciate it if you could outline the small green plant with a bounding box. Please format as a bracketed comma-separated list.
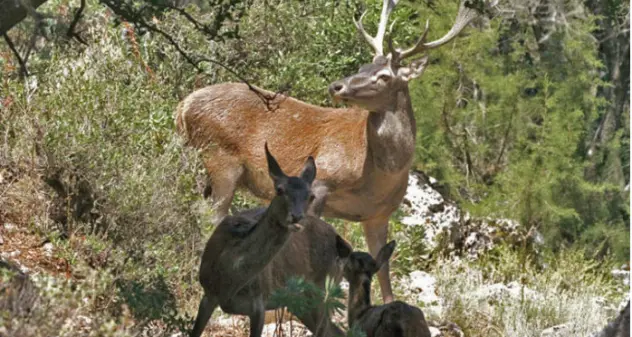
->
[270, 276, 346, 322]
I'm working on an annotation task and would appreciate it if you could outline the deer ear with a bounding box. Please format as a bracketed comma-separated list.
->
[397, 55, 429, 82]
[265, 142, 287, 183]
[335, 235, 352, 258]
[373, 240, 396, 273]
[300, 156, 316, 185]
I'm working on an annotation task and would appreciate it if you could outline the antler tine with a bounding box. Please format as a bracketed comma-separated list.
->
[353, 11, 381, 55]
[386, 19, 398, 58]
[354, 0, 399, 57]
[397, 0, 495, 61]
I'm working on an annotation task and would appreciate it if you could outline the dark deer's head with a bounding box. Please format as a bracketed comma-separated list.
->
[265, 143, 316, 231]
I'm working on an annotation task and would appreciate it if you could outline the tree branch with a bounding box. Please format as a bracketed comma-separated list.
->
[66, 0, 88, 45]
[2, 33, 29, 77]
[99, 0, 285, 110]
[152, 3, 217, 37]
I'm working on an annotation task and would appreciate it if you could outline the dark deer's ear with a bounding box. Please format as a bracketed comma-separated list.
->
[373, 240, 396, 273]
[265, 142, 287, 184]
[335, 235, 352, 258]
[300, 156, 316, 185]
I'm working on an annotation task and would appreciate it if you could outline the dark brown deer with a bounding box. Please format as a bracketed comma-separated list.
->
[191, 143, 351, 337]
[176, 0, 494, 303]
[336, 239, 431, 337]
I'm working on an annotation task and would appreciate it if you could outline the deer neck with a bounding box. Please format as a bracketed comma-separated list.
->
[347, 279, 373, 327]
[253, 196, 292, 256]
[366, 86, 416, 173]
[230, 197, 291, 279]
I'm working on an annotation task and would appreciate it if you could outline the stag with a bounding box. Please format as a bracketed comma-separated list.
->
[176, 0, 493, 303]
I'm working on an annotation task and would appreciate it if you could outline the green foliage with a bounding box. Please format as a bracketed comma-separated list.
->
[389, 216, 432, 277]
[404, 1, 629, 260]
[269, 276, 346, 330]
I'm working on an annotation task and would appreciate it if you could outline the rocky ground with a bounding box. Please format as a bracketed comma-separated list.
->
[1, 170, 629, 337]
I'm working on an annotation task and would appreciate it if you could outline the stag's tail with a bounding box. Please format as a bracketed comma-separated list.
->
[174, 99, 190, 144]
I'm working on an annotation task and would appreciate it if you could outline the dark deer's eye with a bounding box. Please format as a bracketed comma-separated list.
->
[276, 186, 285, 196]
[378, 74, 390, 82]
[309, 193, 316, 203]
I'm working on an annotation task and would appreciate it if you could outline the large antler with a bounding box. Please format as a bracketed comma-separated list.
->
[389, 0, 498, 63]
[354, 0, 400, 57]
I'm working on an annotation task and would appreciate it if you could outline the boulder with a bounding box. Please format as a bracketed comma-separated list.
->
[401, 171, 543, 258]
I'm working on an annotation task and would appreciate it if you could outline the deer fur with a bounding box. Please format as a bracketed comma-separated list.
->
[191, 144, 350, 337]
[336, 239, 431, 337]
[176, 0, 494, 304]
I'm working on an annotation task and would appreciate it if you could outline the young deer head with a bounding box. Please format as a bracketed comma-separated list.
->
[337, 239, 431, 337]
[176, 0, 495, 305]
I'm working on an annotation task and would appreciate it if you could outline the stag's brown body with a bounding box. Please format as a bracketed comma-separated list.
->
[175, 82, 412, 222]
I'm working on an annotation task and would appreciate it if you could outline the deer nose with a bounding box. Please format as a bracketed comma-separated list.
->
[329, 81, 346, 96]
[290, 213, 303, 224]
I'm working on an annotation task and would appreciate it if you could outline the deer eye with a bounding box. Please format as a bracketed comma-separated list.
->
[276, 186, 285, 196]
[309, 193, 316, 203]
[378, 74, 390, 82]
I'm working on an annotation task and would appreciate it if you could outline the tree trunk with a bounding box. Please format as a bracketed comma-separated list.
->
[584, 0, 630, 189]
[0, 0, 49, 34]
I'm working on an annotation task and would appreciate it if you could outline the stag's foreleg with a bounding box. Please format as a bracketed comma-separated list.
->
[307, 181, 329, 218]
[362, 216, 393, 303]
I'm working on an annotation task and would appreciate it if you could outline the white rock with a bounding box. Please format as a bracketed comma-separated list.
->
[43, 242, 54, 258]
[213, 315, 245, 328]
[611, 269, 630, 286]
[262, 321, 311, 337]
[401, 172, 530, 258]
[540, 322, 578, 337]
[77, 315, 92, 326]
[1, 250, 21, 258]
[398, 270, 443, 319]
[429, 326, 442, 337]
[400, 172, 461, 250]
[473, 282, 540, 304]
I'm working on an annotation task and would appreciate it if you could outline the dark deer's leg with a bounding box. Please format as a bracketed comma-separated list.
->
[248, 297, 265, 337]
[362, 216, 393, 303]
[191, 294, 218, 337]
[297, 308, 344, 337]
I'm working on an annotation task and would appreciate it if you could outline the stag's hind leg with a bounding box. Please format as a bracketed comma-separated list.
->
[191, 294, 218, 337]
[202, 152, 243, 225]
